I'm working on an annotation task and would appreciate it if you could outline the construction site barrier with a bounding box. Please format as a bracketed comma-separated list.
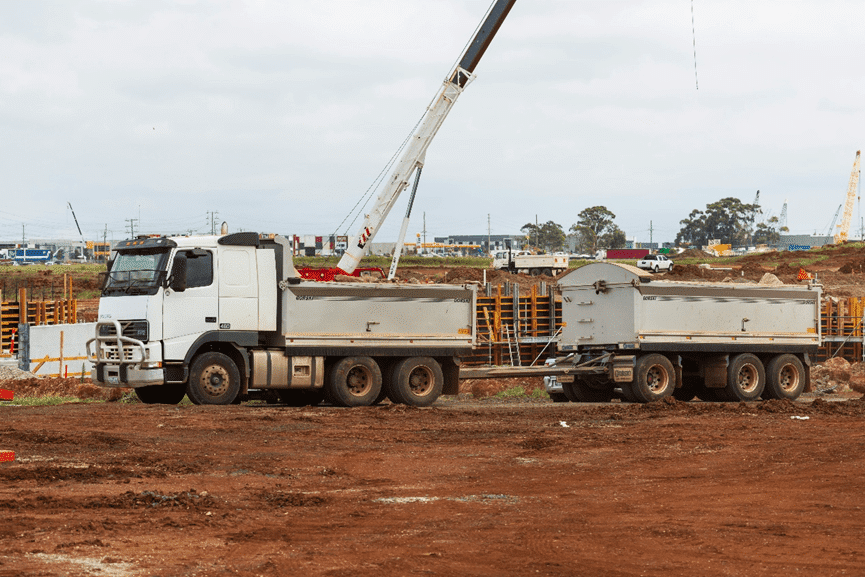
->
[1, 287, 77, 355]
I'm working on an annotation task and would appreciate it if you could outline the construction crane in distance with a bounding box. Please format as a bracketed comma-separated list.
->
[825, 204, 842, 236]
[834, 150, 861, 244]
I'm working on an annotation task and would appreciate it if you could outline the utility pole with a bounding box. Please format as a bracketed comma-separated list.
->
[650, 220, 653, 249]
[535, 214, 539, 250]
[126, 218, 138, 239]
[21, 224, 25, 247]
[422, 212, 427, 254]
[207, 211, 219, 235]
[487, 214, 491, 255]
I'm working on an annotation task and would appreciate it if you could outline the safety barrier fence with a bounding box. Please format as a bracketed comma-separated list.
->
[1, 288, 78, 356]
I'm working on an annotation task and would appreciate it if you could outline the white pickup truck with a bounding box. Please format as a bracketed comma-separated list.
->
[636, 254, 674, 272]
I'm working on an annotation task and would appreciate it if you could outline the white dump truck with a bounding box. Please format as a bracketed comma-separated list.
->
[491, 250, 569, 276]
[88, 232, 476, 407]
[549, 263, 821, 402]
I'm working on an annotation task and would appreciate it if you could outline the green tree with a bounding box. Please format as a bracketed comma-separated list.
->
[752, 216, 781, 245]
[570, 206, 623, 254]
[675, 197, 761, 247]
[520, 221, 566, 252]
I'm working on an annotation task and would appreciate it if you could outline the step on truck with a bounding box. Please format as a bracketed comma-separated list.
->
[88, 233, 476, 407]
[548, 263, 821, 402]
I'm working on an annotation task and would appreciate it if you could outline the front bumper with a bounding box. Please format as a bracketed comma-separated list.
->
[87, 320, 164, 388]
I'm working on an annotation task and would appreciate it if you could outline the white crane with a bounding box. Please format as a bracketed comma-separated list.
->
[337, 0, 517, 274]
[834, 150, 861, 244]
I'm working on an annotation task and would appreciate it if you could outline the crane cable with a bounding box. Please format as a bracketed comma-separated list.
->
[691, 0, 699, 90]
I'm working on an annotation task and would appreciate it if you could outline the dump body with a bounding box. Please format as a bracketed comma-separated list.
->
[558, 263, 821, 354]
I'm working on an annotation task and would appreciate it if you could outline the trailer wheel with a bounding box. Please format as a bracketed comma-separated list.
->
[530, 268, 541, 277]
[326, 357, 382, 407]
[134, 384, 186, 405]
[631, 354, 675, 403]
[388, 357, 443, 407]
[549, 392, 569, 403]
[764, 354, 805, 400]
[543, 268, 552, 276]
[563, 379, 613, 402]
[720, 353, 765, 401]
[187, 352, 241, 405]
[277, 389, 324, 407]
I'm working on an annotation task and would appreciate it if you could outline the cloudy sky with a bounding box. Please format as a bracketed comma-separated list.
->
[1, 0, 863, 248]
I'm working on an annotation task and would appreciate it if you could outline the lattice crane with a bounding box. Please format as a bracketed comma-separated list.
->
[834, 150, 861, 244]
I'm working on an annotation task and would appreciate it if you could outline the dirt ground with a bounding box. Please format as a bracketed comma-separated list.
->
[2, 394, 865, 577]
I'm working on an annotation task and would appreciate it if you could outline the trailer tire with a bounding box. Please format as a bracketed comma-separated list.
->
[326, 357, 382, 407]
[764, 354, 805, 400]
[563, 379, 613, 402]
[187, 352, 241, 405]
[134, 384, 186, 405]
[388, 357, 443, 407]
[277, 389, 324, 407]
[530, 268, 541, 277]
[720, 353, 765, 401]
[631, 354, 675, 403]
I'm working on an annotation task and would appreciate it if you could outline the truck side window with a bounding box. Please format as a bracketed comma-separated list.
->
[180, 250, 213, 288]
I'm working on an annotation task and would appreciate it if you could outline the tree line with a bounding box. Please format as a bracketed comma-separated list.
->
[520, 196, 784, 254]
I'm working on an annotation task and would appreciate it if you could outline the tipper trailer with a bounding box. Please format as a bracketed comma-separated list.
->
[88, 232, 476, 407]
[464, 263, 821, 403]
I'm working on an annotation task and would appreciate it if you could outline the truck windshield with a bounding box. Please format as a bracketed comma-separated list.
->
[103, 249, 170, 296]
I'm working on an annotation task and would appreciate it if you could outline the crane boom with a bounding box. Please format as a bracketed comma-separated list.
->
[835, 150, 861, 244]
[337, 0, 517, 274]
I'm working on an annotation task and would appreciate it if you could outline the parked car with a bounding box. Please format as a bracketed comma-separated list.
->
[636, 254, 674, 272]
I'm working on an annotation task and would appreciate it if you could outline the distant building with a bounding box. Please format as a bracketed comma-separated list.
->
[779, 235, 834, 250]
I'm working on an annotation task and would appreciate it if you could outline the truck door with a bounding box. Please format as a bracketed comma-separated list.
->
[218, 247, 259, 331]
[163, 249, 219, 347]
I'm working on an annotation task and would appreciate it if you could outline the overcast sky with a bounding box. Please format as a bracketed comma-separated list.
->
[2, 0, 863, 248]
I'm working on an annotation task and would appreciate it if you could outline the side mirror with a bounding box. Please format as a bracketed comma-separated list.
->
[170, 254, 188, 292]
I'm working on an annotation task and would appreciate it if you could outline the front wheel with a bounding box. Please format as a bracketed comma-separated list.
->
[388, 357, 443, 407]
[631, 354, 675, 403]
[135, 383, 186, 405]
[764, 355, 805, 400]
[326, 357, 382, 407]
[187, 352, 241, 405]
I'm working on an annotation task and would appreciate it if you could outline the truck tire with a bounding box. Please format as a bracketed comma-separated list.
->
[187, 352, 241, 405]
[277, 389, 324, 407]
[388, 357, 443, 407]
[325, 356, 382, 407]
[631, 354, 675, 403]
[719, 353, 765, 401]
[543, 268, 552, 276]
[563, 379, 613, 402]
[530, 268, 541, 277]
[764, 354, 805, 400]
[134, 383, 186, 405]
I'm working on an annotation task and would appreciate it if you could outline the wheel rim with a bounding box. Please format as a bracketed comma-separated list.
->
[737, 364, 760, 393]
[200, 365, 230, 396]
[408, 366, 434, 397]
[778, 363, 800, 392]
[645, 364, 670, 393]
[345, 366, 372, 397]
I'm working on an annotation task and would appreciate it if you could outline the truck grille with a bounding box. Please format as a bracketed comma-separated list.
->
[99, 320, 149, 343]
[100, 345, 138, 362]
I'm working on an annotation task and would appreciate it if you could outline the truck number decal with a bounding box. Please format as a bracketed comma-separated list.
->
[296, 296, 314, 300]
[643, 296, 656, 301]
[454, 298, 470, 303]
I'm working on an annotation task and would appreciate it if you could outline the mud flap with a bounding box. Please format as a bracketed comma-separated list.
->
[703, 356, 729, 389]
[611, 355, 635, 383]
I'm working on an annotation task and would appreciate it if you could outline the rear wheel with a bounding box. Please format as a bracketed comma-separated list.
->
[764, 354, 805, 400]
[630, 354, 675, 403]
[187, 352, 241, 405]
[326, 357, 381, 407]
[653, 265, 660, 273]
[719, 353, 765, 401]
[543, 268, 552, 276]
[135, 383, 186, 405]
[388, 357, 443, 407]
[530, 268, 541, 277]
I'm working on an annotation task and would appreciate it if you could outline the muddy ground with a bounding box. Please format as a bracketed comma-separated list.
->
[2, 395, 865, 576]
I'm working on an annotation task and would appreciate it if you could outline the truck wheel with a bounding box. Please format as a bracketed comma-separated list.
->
[631, 354, 675, 403]
[563, 379, 613, 402]
[388, 357, 443, 407]
[764, 354, 805, 400]
[134, 384, 186, 405]
[530, 268, 541, 276]
[277, 389, 324, 407]
[543, 268, 552, 276]
[326, 357, 382, 407]
[720, 353, 765, 401]
[549, 392, 569, 403]
[187, 352, 241, 405]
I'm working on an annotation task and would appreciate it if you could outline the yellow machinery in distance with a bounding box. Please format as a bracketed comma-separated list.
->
[835, 150, 861, 244]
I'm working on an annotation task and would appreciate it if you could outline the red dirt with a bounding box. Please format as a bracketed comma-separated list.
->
[2, 395, 865, 576]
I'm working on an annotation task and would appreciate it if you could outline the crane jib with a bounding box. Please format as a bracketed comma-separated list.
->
[452, 0, 517, 86]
